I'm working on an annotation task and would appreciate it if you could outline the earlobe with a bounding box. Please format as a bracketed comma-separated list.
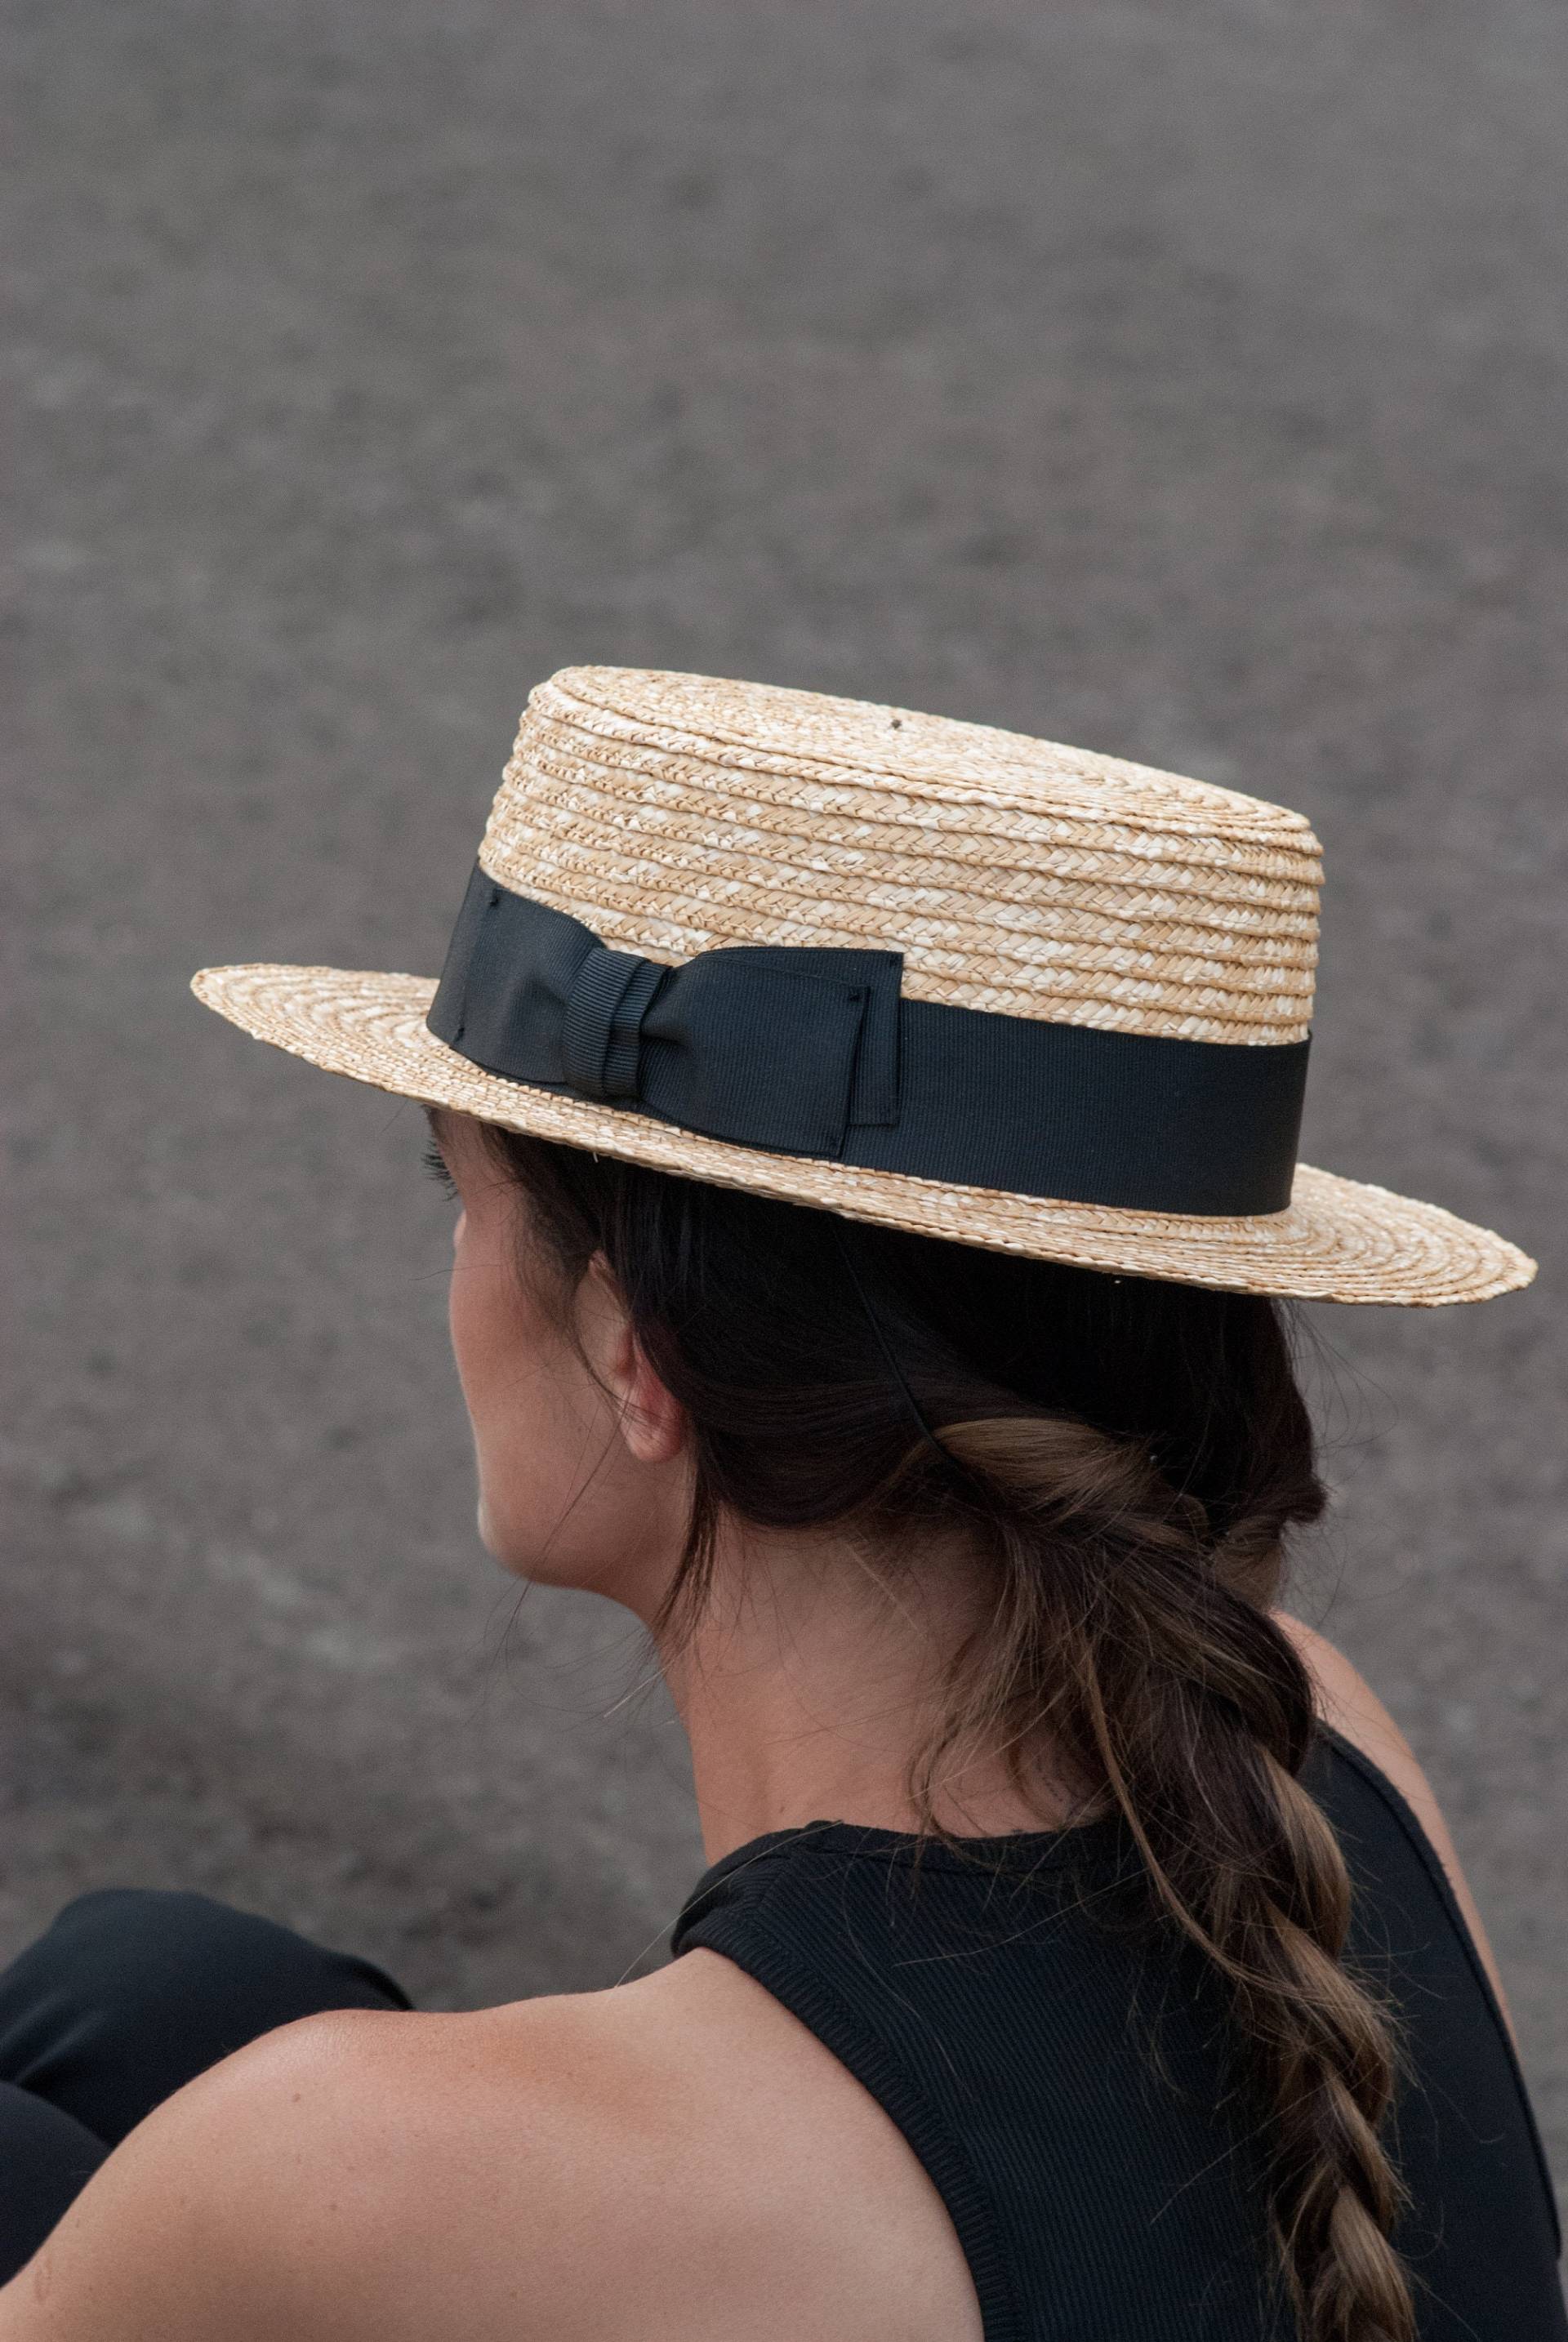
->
[618, 1342, 688, 1467]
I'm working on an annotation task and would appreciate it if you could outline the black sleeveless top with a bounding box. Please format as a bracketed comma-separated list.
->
[672, 1728, 1564, 2340]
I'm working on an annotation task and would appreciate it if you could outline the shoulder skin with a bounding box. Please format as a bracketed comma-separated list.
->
[0, 1952, 976, 2342]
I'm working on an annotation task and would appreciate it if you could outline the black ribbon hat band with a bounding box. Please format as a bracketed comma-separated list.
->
[427, 861, 1308, 1217]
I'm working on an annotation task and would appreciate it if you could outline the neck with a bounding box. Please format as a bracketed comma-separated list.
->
[654, 1518, 1073, 1864]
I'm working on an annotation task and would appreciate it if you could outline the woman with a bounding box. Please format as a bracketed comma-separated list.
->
[0, 668, 1558, 2340]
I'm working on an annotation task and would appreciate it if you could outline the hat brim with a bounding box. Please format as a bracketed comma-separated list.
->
[192, 962, 1535, 1307]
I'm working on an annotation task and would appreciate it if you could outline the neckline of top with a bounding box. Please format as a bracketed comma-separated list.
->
[686, 1809, 1129, 1899]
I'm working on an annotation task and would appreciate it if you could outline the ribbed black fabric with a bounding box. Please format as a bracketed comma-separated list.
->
[672, 1729, 1565, 2340]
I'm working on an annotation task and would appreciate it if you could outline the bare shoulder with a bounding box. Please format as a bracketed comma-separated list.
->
[1, 1957, 977, 2342]
[0, 2006, 538, 2342]
[1277, 1613, 1515, 2033]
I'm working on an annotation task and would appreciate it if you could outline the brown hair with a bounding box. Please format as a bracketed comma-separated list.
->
[476, 1122, 1414, 2342]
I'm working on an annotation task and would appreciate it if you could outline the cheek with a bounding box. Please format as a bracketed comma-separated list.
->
[446, 1210, 513, 1416]
[444, 1214, 602, 1572]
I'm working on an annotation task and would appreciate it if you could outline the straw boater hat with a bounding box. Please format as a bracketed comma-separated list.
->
[194, 666, 1533, 1307]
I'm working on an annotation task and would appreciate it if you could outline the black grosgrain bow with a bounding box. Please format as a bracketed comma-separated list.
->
[427, 866, 902, 1157]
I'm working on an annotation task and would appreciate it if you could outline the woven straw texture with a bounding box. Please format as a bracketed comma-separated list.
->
[193, 668, 1534, 1307]
[485, 669, 1322, 1043]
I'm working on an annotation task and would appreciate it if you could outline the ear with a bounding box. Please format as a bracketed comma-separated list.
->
[575, 1252, 688, 1466]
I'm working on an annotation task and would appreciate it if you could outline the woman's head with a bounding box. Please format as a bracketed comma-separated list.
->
[428, 1098, 1321, 1646]
[427, 1102, 1414, 2342]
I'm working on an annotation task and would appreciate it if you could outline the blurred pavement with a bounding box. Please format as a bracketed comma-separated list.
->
[7, 0, 1567, 2187]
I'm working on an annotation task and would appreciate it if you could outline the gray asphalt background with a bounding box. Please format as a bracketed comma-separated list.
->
[7, 0, 1567, 2195]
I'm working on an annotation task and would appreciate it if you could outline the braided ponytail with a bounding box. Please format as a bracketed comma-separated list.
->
[482, 1125, 1415, 2342]
[934, 1417, 1414, 2342]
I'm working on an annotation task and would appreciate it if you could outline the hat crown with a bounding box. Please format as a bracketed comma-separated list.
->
[476, 666, 1321, 1047]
